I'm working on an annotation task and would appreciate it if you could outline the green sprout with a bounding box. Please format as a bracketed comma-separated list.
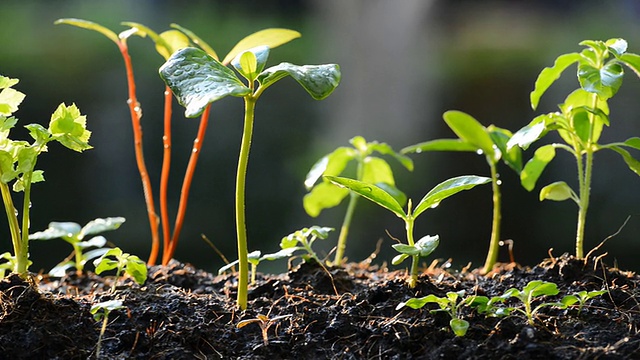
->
[498, 280, 563, 326]
[29, 217, 125, 276]
[0, 75, 92, 278]
[396, 290, 475, 337]
[91, 299, 125, 359]
[94, 247, 147, 292]
[304, 136, 412, 265]
[327, 175, 490, 288]
[560, 289, 607, 315]
[159, 38, 340, 310]
[237, 313, 292, 346]
[508, 38, 640, 258]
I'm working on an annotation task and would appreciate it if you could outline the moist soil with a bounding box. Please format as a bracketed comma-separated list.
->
[1, 254, 639, 359]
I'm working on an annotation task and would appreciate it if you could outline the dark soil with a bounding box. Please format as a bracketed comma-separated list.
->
[1, 254, 639, 359]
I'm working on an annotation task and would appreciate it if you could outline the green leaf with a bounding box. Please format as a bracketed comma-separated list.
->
[450, 318, 470, 337]
[401, 139, 478, 154]
[606, 38, 627, 56]
[507, 118, 547, 151]
[55, 18, 120, 44]
[124, 255, 147, 285]
[325, 176, 406, 219]
[362, 157, 394, 185]
[232, 46, 270, 82]
[392, 253, 409, 266]
[488, 126, 522, 173]
[443, 111, 496, 160]
[121, 22, 188, 60]
[413, 234, 439, 257]
[222, 28, 301, 65]
[623, 137, 640, 150]
[29, 221, 81, 241]
[80, 217, 125, 238]
[560, 295, 579, 307]
[159, 47, 251, 117]
[531, 52, 581, 110]
[260, 247, 298, 261]
[365, 141, 414, 171]
[608, 145, 640, 176]
[413, 175, 491, 218]
[303, 182, 350, 217]
[258, 63, 341, 100]
[0, 80, 26, 117]
[396, 294, 440, 310]
[578, 61, 624, 99]
[49, 103, 92, 152]
[618, 53, 640, 78]
[521, 145, 556, 191]
[170, 23, 219, 61]
[392, 243, 420, 256]
[525, 280, 559, 297]
[375, 183, 407, 208]
[539, 181, 575, 202]
[304, 147, 355, 189]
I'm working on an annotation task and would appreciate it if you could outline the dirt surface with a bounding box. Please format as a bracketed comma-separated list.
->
[1, 254, 639, 359]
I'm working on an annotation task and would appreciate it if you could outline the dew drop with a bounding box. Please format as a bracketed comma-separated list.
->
[476, 149, 484, 155]
[430, 202, 440, 209]
[415, 148, 422, 154]
[497, 180, 502, 185]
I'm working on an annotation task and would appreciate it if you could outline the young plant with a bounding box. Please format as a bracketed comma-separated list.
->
[90, 299, 125, 359]
[29, 217, 125, 276]
[94, 247, 147, 292]
[499, 280, 563, 326]
[304, 136, 412, 265]
[560, 289, 607, 315]
[326, 175, 490, 288]
[237, 313, 292, 346]
[396, 290, 474, 337]
[402, 111, 522, 274]
[160, 41, 340, 310]
[0, 75, 92, 278]
[508, 38, 640, 258]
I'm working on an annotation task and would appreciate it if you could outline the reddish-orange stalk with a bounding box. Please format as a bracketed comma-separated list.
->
[160, 86, 173, 259]
[117, 41, 161, 266]
[162, 105, 211, 265]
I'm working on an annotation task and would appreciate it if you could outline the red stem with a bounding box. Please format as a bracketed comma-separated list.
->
[118, 42, 160, 266]
[162, 105, 211, 265]
[160, 86, 173, 259]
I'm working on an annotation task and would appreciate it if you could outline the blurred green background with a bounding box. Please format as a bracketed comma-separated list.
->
[2, 0, 640, 274]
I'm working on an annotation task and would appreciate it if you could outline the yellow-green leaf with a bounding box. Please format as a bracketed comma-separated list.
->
[222, 28, 301, 65]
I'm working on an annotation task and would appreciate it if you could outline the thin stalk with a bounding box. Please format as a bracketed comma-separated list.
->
[0, 181, 22, 275]
[159, 86, 173, 261]
[117, 41, 160, 266]
[236, 96, 257, 310]
[163, 105, 211, 265]
[333, 160, 364, 265]
[482, 161, 501, 274]
[405, 216, 418, 288]
[18, 171, 34, 276]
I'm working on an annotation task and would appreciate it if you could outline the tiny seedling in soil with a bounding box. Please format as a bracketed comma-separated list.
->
[396, 290, 475, 337]
[29, 217, 125, 276]
[508, 38, 640, 258]
[237, 313, 292, 347]
[402, 110, 522, 274]
[90, 299, 125, 359]
[496, 280, 564, 326]
[160, 37, 340, 310]
[94, 247, 147, 292]
[327, 175, 490, 288]
[0, 75, 92, 278]
[304, 136, 412, 265]
[560, 289, 608, 315]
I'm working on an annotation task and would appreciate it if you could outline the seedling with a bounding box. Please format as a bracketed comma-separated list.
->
[160, 39, 340, 310]
[560, 289, 607, 315]
[402, 111, 522, 274]
[396, 290, 474, 336]
[499, 280, 563, 326]
[327, 175, 490, 287]
[237, 313, 292, 346]
[29, 217, 125, 276]
[0, 75, 92, 278]
[508, 38, 640, 258]
[304, 136, 412, 265]
[94, 247, 147, 292]
[91, 299, 125, 359]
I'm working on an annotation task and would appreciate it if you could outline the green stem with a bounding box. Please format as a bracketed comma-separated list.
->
[17, 172, 33, 276]
[0, 180, 22, 274]
[235, 96, 257, 310]
[482, 161, 501, 273]
[333, 193, 358, 265]
[405, 216, 418, 288]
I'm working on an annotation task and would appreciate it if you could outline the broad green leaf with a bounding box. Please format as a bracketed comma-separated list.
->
[608, 146, 640, 176]
[443, 111, 496, 160]
[49, 103, 92, 152]
[521, 145, 556, 191]
[258, 63, 341, 100]
[606, 38, 628, 56]
[450, 319, 470, 337]
[618, 53, 640, 78]
[621, 137, 640, 150]
[159, 47, 251, 118]
[325, 176, 406, 219]
[531, 52, 581, 110]
[401, 139, 478, 154]
[158, 30, 191, 59]
[303, 182, 349, 217]
[222, 28, 301, 65]
[507, 118, 547, 151]
[124, 255, 147, 285]
[304, 147, 355, 189]
[413, 175, 491, 218]
[29, 221, 81, 241]
[362, 157, 394, 185]
[55, 18, 119, 44]
[525, 280, 559, 297]
[375, 183, 407, 208]
[561, 88, 610, 115]
[539, 181, 575, 202]
[578, 61, 624, 99]
[0, 85, 25, 117]
[232, 46, 270, 82]
[170, 23, 219, 60]
[80, 217, 126, 238]
[489, 126, 522, 173]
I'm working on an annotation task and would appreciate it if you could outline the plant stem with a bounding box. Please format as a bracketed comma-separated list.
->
[163, 105, 211, 265]
[333, 159, 364, 265]
[96, 312, 108, 359]
[405, 216, 418, 288]
[236, 96, 256, 310]
[0, 180, 22, 275]
[482, 161, 501, 274]
[117, 41, 160, 266]
[160, 86, 173, 263]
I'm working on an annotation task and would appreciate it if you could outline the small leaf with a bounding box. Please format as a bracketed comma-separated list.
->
[539, 181, 575, 202]
[222, 28, 301, 65]
[560, 295, 579, 307]
[488, 126, 522, 173]
[232, 46, 270, 82]
[578, 61, 624, 99]
[260, 247, 298, 261]
[78, 236, 108, 249]
[362, 157, 395, 185]
[608, 146, 640, 176]
[90, 300, 124, 316]
[450, 318, 469, 337]
[365, 141, 414, 171]
[396, 294, 440, 310]
[160, 47, 251, 118]
[443, 111, 495, 159]
[392, 253, 409, 266]
[618, 53, 640, 78]
[525, 281, 559, 297]
[55, 18, 120, 44]
[531, 52, 581, 110]
[413, 175, 491, 217]
[0, 82, 26, 117]
[49, 103, 92, 152]
[303, 182, 349, 217]
[520, 145, 556, 191]
[29, 221, 81, 241]
[124, 255, 147, 285]
[325, 176, 406, 219]
[304, 147, 355, 189]
[392, 243, 420, 256]
[170, 23, 219, 60]
[80, 217, 126, 239]
[606, 38, 628, 56]
[507, 119, 546, 151]
[401, 139, 478, 154]
[257, 63, 341, 100]
[414, 235, 439, 257]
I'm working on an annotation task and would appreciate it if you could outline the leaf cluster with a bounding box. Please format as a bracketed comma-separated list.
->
[94, 247, 147, 292]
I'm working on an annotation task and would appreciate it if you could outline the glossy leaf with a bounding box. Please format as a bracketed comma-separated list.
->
[258, 63, 341, 100]
[231, 46, 270, 82]
[303, 182, 349, 217]
[578, 61, 624, 99]
[402, 139, 478, 154]
[80, 217, 126, 238]
[489, 126, 522, 173]
[618, 53, 640, 78]
[507, 118, 546, 151]
[375, 183, 407, 208]
[29, 221, 81, 241]
[222, 28, 301, 65]
[304, 147, 355, 189]
[525, 280, 559, 298]
[450, 319, 470, 337]
[531, 52, 581, 110]
[443, 111, 496, 159]
[413, 175, 491, 218]
[539, 181, 575, 202]
[366, 141, 414, 171]
[55, 18, 119, 44]
[159, 47, 251, 117]
[325, 176, 406, 219]
[606, 38, 628, 56]
[121, 22, 170, 59]
[170, 23, 219, 60]
[521, 145, 556, 191]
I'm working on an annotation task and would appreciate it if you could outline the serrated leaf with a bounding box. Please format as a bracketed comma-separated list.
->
[0, 86, 26, 117]
[413, 175, 491, 217]
[539, 181, 575, 202]
[401, 139, 478, 154]
[325, 176, 406, 219]
[49, 103, 92, 152]
[55, 18, 120, 44]
[257, 62, 341, 100]
[531, 52, 581, 110]
[443, 110, 495, 159]
[521, 145, 556, 191]
[222, 28, 301, 65]
[160, 47, 251, 117]
[303, 181, 349, 217]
